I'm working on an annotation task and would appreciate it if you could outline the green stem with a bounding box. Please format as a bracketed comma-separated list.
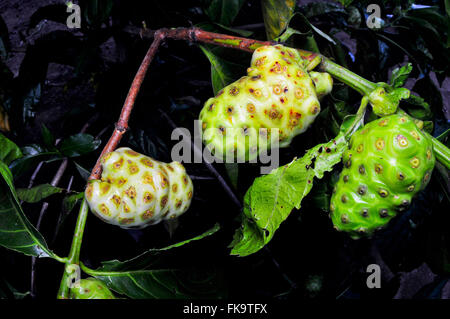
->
[56, 198, 89, 299]
[317, 58, 450, 169]
[343, 96, 369, 139]
[397, 109, 450, 170]
[318, 58, 377, 96]
[80, 262, 120, 277]
[426, 133, 450, 170]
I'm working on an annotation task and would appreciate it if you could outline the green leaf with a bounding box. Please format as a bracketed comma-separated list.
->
[62, 192, 84, 216]
[53, 192, 84, 241]
[99, 223, 221, 271]
[224, 163, 239, 190]
[89, 266, 224, 299]
[83, 224, 223, 299]
[0, 161, 55, 258]
[0, 133, 22, 165]
[404, 94, 432, 120]
[16, 184, 64, 203]
[199, 45, 244, 95]
[390, 63, 412, 88]
[261, 0, 296, 40]
[9, 150, 61, 179]
[59, 133, 101, 157]
[204, 0, 245, 26]
[277, 13, 336, 47]
[230, 132, 348, 256]
[214, 23, 253, 37]
[40, 124, 55, 150]
[336, 0, 353, 7]
[275, 27, 307, 43]
[74, 162, 90, 181]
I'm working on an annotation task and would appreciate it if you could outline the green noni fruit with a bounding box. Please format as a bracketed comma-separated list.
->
[199, 44, 332, 162]
[70, 278, 115, 299]
[330, 114, 435, 239]
[85, 147, 193, 229]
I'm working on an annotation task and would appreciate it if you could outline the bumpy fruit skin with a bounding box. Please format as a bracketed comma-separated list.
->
[70, 278, 115, 299]
[330, 114, 435, 239]
[199, 44, 327, 161]
[85, 147, 193, 229]
[309, 71, 333, 99]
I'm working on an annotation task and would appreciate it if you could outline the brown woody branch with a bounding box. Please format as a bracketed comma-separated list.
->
[89, 30, 165, 180]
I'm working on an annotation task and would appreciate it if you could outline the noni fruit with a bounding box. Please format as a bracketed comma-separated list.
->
[330, 114, 435, 239]
[70, 278, 115, 299]
[199, 44, 332, 162]
[85, 147, 193, 229]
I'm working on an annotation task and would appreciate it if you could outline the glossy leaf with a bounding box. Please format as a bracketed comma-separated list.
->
[0, 161, 55, 258]
[16, 184, 64, 203]
[52, 192, 84, 242]
[390, 63, 412, 88]
[74, 162, 90, 181]
[0, 134, 22, 165]
[199, 45, 244, 95]
[9, 151, 61, 179]
[40, 124, 55, 150]
[99, 223, 220, 271]
[214, 23, 253, 37]
[261, 0, 296, 40]
[59, 133, 101, 157]
[204, 0, 245, 26]
[230, 132, 348, 256]
[90, 266, 224, 299]
[84, 224, 222, 299]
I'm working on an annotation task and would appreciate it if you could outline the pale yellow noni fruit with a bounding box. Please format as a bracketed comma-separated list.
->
[85, 147, 193, 229]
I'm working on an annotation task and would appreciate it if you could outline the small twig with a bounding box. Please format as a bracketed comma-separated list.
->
[27, 162, 44, 189]
[25, 138, 62, 195]
[189, 175, 215, 180]
[158, 109, 242, 210]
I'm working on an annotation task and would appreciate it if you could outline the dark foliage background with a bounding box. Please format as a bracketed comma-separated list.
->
[0, 0, 449, 299]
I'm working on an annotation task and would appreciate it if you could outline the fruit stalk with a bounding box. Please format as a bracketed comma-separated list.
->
[426, 133, 450, 169]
